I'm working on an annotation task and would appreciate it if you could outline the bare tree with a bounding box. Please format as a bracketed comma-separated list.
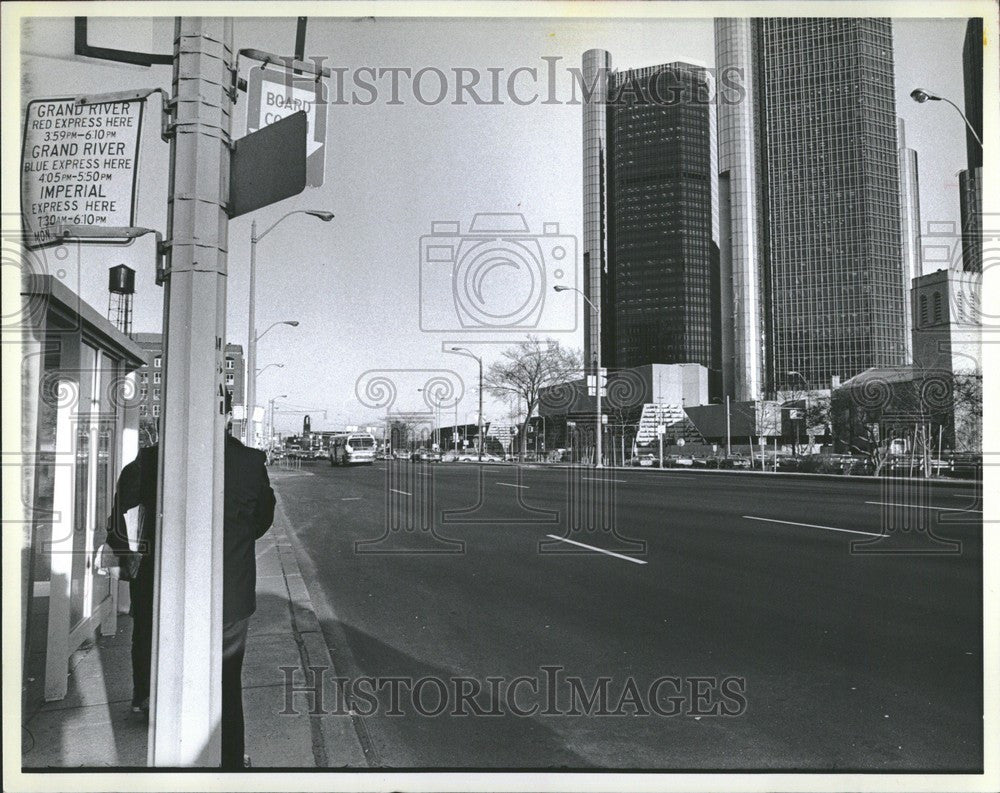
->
[484, 336, 582, 457]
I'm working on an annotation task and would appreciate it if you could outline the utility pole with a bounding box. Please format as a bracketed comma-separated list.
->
[150, 18, 232, 766]
[726, 394, 732, 458]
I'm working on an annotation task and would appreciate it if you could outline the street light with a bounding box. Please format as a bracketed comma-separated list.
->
[910, 88, 983, 149]
[246, 320, 298, 446]
[256, 320, 299, 342]
[417, 388, 442, 450]
[786, 370, 810, 456]
[256, 363, 285, 375]
[553, 285, 603, 468]
[247, 209, 334, 447]
[247, 209, 334, 446]
[266, 394, 288, 450]
[452, 347, 484, 462]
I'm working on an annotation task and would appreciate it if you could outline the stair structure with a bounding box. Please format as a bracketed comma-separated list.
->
[635, 403, 704, 446]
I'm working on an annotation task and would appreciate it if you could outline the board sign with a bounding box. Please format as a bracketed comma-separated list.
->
[247, 67, 327, 187]
[21, 97, 143, 249]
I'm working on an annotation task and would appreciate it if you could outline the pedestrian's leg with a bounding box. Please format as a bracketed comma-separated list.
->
[221, 618, 249, 769]
[130, 579, 152, 709]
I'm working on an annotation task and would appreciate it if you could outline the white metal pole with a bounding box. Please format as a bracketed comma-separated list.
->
[150, 17, 231, 766]
[596, 309, 603, 469]
[246, 220, 256, 446]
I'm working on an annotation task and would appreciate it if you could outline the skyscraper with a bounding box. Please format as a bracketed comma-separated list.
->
[960, 17, 983, 273]
[897, 118, 922, 363]
[581, 48, 611, 371]
[581, 55, 721, 394]
[715, 18, 909, 395]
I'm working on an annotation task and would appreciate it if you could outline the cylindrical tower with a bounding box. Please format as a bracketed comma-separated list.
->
[714, 19, 763, 401]
[581, 48, 610, 371]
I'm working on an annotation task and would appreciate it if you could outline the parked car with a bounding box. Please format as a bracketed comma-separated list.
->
[719, 455, 750, 469]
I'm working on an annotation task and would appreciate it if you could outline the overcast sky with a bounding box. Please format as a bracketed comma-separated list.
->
[18, 11, 975, 434]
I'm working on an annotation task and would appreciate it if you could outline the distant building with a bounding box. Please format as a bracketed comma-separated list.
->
[911, 268, 982, 377]
[960, 17, 983, 273]
[132, 333, 246, 440]
[715, 18, 908, 396]
[963, 17, 983, 172]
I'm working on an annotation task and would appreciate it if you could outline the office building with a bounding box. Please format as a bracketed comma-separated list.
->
[715, 18, 908, 396]
[960, 17, 983, 273]
[582, 54, 721, 394]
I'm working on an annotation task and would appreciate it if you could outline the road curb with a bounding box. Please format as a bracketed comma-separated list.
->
[270, 491, 369, 768]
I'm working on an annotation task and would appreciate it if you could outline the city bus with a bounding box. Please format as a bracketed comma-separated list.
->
[329, 432, 377, 466]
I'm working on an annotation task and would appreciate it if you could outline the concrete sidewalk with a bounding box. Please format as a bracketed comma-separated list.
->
[21, 467, 365, 769]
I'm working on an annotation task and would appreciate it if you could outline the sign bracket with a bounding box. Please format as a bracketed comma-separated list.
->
[75, 87, 176, 141]
[51, 224, 169, 284]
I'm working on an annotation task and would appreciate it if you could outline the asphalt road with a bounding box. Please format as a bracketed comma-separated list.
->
[272, 461, 983, 771]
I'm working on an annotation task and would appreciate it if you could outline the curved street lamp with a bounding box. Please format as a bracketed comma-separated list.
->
[910, 88, 983, 149]
[255, 320, 299, 343]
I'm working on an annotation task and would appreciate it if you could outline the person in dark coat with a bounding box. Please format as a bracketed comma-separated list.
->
[107, 393, 275, 769]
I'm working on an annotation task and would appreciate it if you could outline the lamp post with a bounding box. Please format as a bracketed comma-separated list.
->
[451, 347, 484, 462]
[417, 388, 441, 450]
[247, 209, 334, 447]
[554, 285, 602, 468]
[267, 394, 287, 450]
[910, 88, 983, 149]
[787, 370, 810, 456]
[246, 320, 298, 446]
[256, 362, 285, 376]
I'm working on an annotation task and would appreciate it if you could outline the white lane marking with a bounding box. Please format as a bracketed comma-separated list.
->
[743, 515, 883, 538]
[544, 534, 648, 565]
[341, 497, 362, 501]
[581, 476, 626, 484]
[496, 482, 529, 489]
[389, 488, 411, 496]
[865, 500, 982, 514]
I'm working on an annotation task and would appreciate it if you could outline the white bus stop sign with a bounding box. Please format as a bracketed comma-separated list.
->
[21, 97, 143, 248]
[246, 67, 327, 187]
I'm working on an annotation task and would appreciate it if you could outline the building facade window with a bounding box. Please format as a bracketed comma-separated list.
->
[153, 356, 161, 368]
[152, 405, 160, 417]
[153, 372, 161, 384]
[226, 357, 234, 370]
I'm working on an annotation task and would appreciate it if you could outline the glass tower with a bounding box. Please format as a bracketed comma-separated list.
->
[581, 49, 611, 371]
[605, 62, 720, 386]
[716, 18, 908, 395]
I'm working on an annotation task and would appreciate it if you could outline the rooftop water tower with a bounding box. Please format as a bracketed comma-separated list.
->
[108, 264, 136, 337]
